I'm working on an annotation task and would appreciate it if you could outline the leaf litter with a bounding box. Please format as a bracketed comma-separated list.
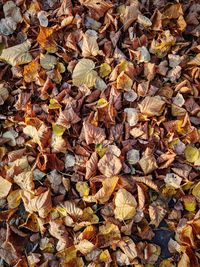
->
[0, 0, 200, 266]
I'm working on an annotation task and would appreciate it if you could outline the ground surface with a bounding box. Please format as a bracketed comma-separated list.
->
[0, 0, 200, 266]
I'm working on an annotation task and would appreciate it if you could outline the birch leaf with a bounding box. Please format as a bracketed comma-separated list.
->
[0, 40, 32, 66]
[114, 188, 137, 221]
[72, 59, 98, 87]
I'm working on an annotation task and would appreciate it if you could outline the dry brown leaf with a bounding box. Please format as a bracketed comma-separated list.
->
[83, 122, 106, 145]
[139, 96, 165, 117]
[133, 176, 159, 192]
[81, 30, 99, 57]
[85, 152, 98, 180]
[79, 0, 112, 20]
[14, 171, 35, 192]
[98, 153, 122, 177]
[21, 189, 52, 218]
[94, 176, 119, 204]
[114, 188, 137, 221]
[0, 176, 12, 199]
[149, 200, 167, 227]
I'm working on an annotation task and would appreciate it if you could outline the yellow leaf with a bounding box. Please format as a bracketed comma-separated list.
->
[97, 98, 108, 107]
[24, 60, 39, 83]
[52, 123, 66, 136]
[49, 99, 62, 109]
[114, 188, 137, 221]
[182, 195, 196, 212]
[76, 181, 89, 197]
[192, 181, 200, 202]
[7, 189, 21, 208]
[100, 63, 111, 78]
[37, 26, 57, 53]
[184, 145, 199, 163]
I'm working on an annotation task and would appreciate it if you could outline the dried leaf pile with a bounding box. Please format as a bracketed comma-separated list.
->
[0, 0, 200, 266]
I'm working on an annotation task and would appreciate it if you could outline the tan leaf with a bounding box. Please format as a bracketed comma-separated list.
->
[139, 96, 165, 117]
[98, 222, 121, 247]
[81, 30, 99, 57]
[72, 59, 98, 87]
[7, 189, 21, 209]
[0, 176, 12, 199]
[139, 153, 158, 175]
[137, 184, 145, 209]
[56, 107, 81, 128]
[117, 72, 133, 91]
[114, 188, 137, 221]
[79, 0, 112, 20]
[120, 3, 139, 31]
[118, 237, 137, 260]
[149, 200, 167, 227]
[14, 171, 35, 192]
[98, 153, 122, 177]
[75, 239, 95, 255]
[83, 122, 106, 145]
[0, 40, 32, 66]
[21, 189, 52, 218]
[94, 176, 119, 204]
[64, 201, 83, 218]
[85, 152, 98, 180]
[133, 176, 159, 192]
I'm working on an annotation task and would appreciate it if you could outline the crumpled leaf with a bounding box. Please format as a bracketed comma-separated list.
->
[150, 30, 176, 58]
[79, 0, 112, 20]
[81, 30, 99, 57]
[75, 239, 95, 255]
[85, 152, 98, 180]
[37, 26, 57, 53]
[72, 59, 98, 87]
[0, 176, 12, 199]
[94, 176, 119, 204]
[0, 17, 17, 36]
[14, 171, 35, 192]
[21, 189, 52, 218]
[98, 153, 122, 177]
[139, 96, 165, 117]
[149, 200, 167, 227]
[117, 72, 133, 91]
[83, 122, 106, 145]
[0, 40, 33, 66]
[114, 188, 137, 221]
[24, 60, 39, 83]
[164, 173, 182, 189]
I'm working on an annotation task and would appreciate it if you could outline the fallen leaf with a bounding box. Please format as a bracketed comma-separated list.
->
[0, 176, 12, 199]
[72, 59, 98, 87]
[114, 188, 137, 221]
[0, 40, 33, 66]
[37, 27, 57, 53]
[81, 30, 99, 57]
[98, 153, 122, 177]
[139, 96, 165, 117]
